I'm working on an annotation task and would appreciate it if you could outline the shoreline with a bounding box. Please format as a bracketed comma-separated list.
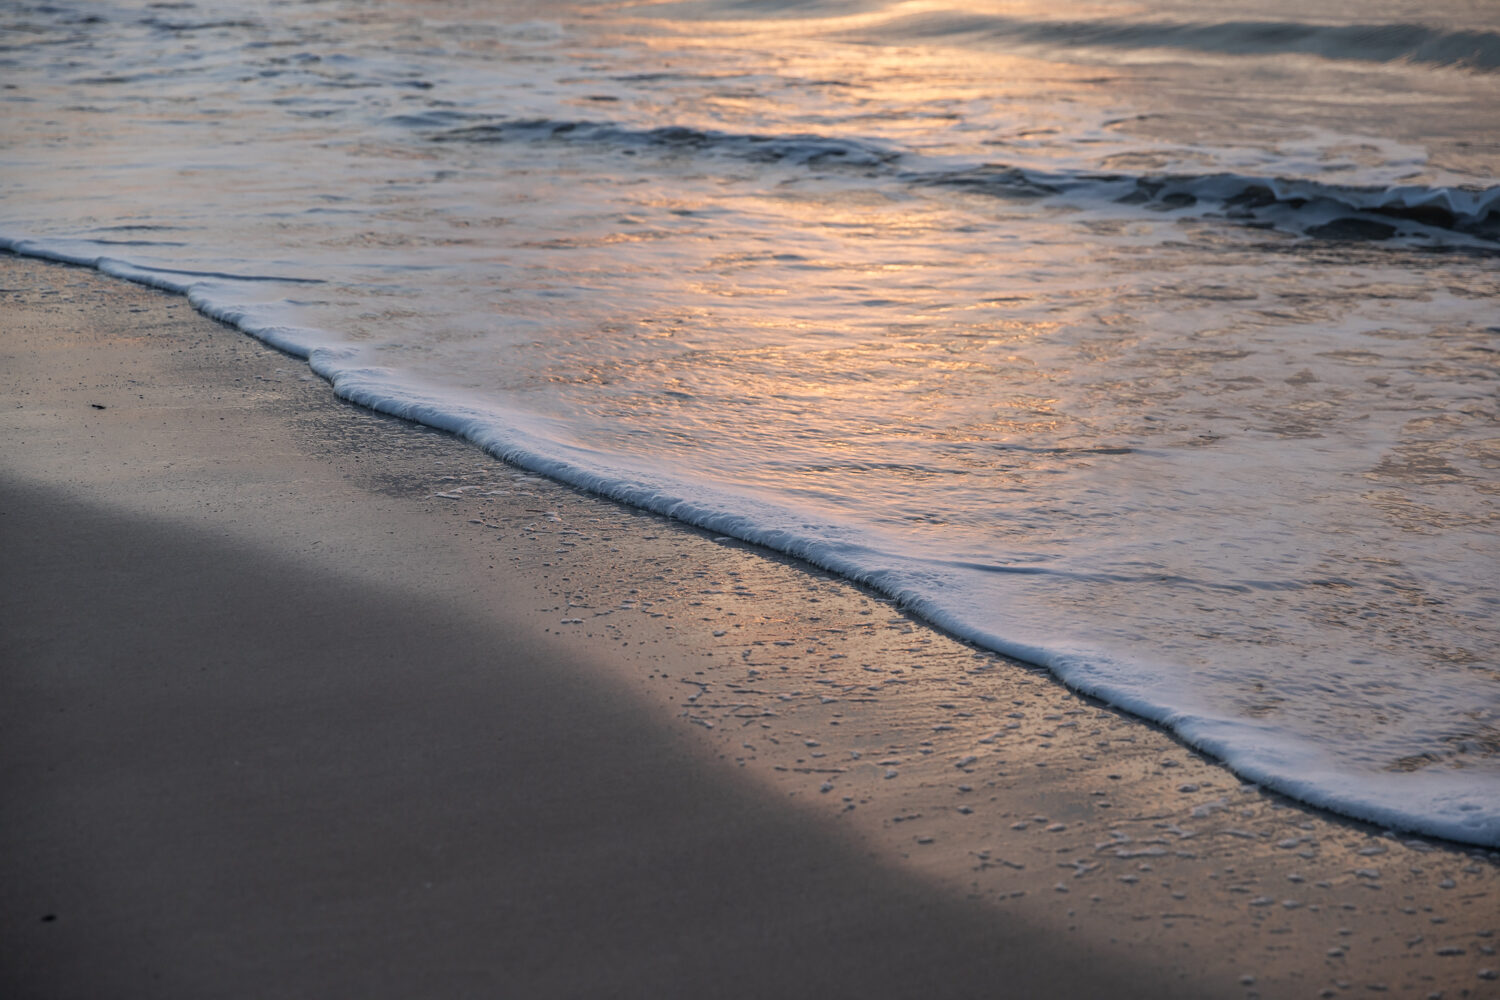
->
[2, 251, 1496, 997]
[9, 240, 1495, 854]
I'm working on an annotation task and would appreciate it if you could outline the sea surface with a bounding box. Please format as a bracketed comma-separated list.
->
[3, 0, 1497, 844]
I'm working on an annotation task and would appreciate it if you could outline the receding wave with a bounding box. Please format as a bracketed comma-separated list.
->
[425, 115, 1500, 241]
[852, 13, 1500, 73]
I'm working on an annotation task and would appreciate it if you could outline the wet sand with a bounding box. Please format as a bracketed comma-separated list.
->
[1, 251, 1496, 999]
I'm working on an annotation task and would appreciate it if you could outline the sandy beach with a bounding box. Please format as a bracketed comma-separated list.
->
[2, 251, 1496, 998]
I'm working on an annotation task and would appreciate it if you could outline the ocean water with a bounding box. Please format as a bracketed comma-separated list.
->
[3, 0, 1497, 844]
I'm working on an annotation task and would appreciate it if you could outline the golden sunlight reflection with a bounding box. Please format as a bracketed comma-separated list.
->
[617, 2, 1134, 161]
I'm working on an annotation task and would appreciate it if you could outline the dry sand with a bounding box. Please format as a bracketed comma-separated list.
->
[2, 251, 1496, 998]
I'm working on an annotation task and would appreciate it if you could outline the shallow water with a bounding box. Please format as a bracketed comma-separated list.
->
[3, 0, 1497, 843]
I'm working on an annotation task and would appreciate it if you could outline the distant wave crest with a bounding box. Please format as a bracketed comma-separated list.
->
[854, 13, 1500, 73]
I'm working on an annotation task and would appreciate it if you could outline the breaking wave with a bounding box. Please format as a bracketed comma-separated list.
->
[422, 115, 1500, 241]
